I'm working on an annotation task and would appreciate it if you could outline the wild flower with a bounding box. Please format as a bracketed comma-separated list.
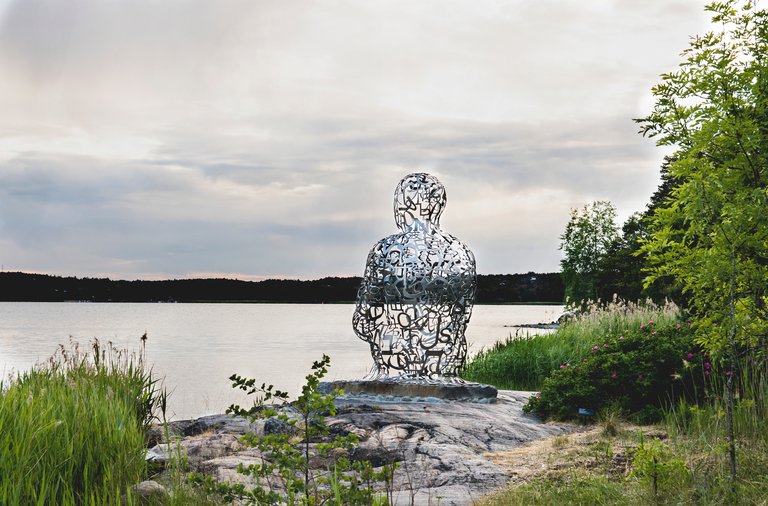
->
[619, 335, 624, 340]
[592, 345, 599, 352]
[652, 331, 657, 335]
[686, 353, 694, 359]
[704, 362, 711, 370]
[676, 323, 682, 328]
[611, 373, 618, 379]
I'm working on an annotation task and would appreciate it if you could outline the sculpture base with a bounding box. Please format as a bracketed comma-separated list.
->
[318, 379, 498, 403]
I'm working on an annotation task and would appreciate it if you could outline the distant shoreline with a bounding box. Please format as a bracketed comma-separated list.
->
[0, 271, 564, 304]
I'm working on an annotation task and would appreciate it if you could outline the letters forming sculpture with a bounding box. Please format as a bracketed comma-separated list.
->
[353, 173, 477, 380]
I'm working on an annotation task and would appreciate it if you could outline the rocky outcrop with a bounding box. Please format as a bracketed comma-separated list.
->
[148, 391, 576, 505]
[319, 379, 498, 402]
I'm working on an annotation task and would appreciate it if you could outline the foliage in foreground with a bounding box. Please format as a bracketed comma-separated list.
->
[461, 298, 680, 391]
[0, 339, 163, 505]
[478, 358, 768, 505]
[192, 354, 394, 505]
[637, 0, 768, 351]
[524, 320, 709, 422]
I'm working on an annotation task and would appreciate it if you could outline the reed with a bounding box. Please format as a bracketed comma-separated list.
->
[0, 338, 162, 505]
[462, 298, 681, 390]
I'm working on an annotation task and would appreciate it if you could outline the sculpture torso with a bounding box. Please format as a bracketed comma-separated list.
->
[353, 173, 476, 380]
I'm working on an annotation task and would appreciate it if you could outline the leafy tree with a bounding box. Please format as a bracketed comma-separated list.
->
[636, 0, 768, 353]
[636, 0, 768, 482]
[559, 200, 619, 305]
[595, 213, 646, 303]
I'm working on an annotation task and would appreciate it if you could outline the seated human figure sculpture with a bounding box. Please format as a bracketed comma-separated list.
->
[353, 173, 477, 380]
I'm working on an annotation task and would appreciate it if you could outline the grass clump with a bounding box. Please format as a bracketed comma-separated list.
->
[462, 298, 680, 390]
[0, 338, 164, 505]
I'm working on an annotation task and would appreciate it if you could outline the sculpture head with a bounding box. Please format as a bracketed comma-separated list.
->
[394, 173, 447, 230]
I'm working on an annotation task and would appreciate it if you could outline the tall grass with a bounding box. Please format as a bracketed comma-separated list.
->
[0, 338, 164, 505]
[661, 353, 768, 502]
[477, 337, 768, 505]
[462, 298, 681, 390]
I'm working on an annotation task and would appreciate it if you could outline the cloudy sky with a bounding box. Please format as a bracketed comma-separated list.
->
[0, 1, 710, 280]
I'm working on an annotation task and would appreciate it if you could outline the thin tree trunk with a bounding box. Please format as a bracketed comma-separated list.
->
[727, 249, 737, 482]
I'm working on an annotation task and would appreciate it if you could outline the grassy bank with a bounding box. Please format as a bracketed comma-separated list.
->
[479, 381, 768, 505]
[462, 299, 680, 390]
[468, 301, 768, 505]
[0, 339, 164, 505]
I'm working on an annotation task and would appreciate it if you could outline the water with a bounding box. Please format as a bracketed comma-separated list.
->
[0, 302, 562, 419]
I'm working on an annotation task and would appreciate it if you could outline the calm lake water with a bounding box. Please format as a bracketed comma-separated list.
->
[0, 303, 562, 419]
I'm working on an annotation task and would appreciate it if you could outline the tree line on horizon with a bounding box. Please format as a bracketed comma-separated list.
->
[0, 271, 564, 304]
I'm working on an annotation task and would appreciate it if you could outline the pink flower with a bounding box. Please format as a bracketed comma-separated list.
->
[611, 373, 617, 379]
[603, 343, 609, 347]
[649, 320, 654, 325]
[676, 323, 681, 328]
[704, 362, 711, 369]
[566, 362, 570, 367]
[560, 364, 565, 369]
[619, 335, 624, 340]
[652, 331, 657, 335]
[688, 322, 692, 327]
[704, 370, 711, 376]
[686, 353, 694, 359]
[640, 324, 645, 330]
[592, 345, 599, 352]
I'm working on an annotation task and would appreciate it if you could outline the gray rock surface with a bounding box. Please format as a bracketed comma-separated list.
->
[125, 480, 169, 505]
[320, 379, 498, 402]
[156, 390, 574, 505]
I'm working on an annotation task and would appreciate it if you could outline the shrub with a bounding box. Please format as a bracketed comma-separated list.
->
[193, 355, 394, 505]
[462, 298, 680, 390]
[524, 321, 709, 422]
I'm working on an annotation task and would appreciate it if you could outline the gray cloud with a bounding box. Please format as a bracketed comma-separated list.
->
[0, 0, 709, 279]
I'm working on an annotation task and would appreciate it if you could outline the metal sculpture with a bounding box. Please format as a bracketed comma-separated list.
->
[353, 173, 477, 380]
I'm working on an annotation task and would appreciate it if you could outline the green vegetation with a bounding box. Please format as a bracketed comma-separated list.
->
[637, 0, 768, 352]
[192, 355, 395, 505]
[523, 319, 707, 423]
[477, 358, 768, 505]
[559, 200, 619, 305]
[0, 339, 160, 505]
[462, 299, 680, 390]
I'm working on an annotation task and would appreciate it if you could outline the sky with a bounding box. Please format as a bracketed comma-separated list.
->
[0, 0, 712, 280]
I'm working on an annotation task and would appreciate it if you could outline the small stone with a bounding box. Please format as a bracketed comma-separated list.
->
[127, 480, 168, 505]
